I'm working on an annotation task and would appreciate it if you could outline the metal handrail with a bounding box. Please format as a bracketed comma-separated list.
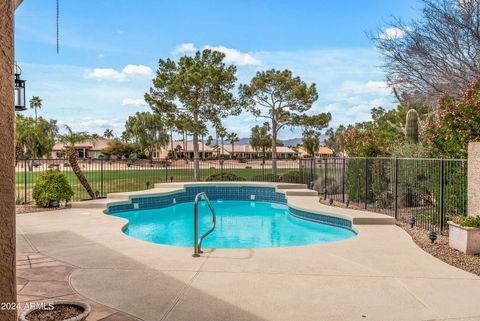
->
[193, 192, 216, 257]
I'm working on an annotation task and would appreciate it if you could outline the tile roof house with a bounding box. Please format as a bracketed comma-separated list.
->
[51, 138, 111, 159]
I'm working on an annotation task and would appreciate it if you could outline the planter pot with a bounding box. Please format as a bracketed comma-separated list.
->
[20, 301, 91, 321]
[448, 221, 480, 254]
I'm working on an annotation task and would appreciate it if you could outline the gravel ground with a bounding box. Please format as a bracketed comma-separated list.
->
[16, 204, 71, 214]
[397, 221, 480, 277]
[320, 199, 480, 277]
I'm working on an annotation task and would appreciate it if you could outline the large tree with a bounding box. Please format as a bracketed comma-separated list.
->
[16, 115, 58, 162]
[124, 112, 169, 161]
[250, 122, 272, 158]
[374, 0, 480, 105]
[239, 69, 330, 173]
[58, 126, 98, 199]
[145, 49, 239, 180]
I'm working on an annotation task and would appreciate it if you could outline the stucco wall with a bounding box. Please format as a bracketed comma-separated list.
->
[0, 0, 17, 319]
[468, 142, 480, 216]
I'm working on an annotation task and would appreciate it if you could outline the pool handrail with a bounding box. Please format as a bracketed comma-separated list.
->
[193, 192, 216, 257]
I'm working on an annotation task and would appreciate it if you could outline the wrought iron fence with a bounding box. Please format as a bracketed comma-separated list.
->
[299, 157, 467, 233]
[16, 156, 467, 233]
[15, 157, 301, 203]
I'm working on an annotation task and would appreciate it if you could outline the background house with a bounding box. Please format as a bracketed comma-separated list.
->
[51, 138, 110, 159]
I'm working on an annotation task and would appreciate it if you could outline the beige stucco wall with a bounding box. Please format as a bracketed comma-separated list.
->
[0, 0, 17, 320]
[468, 142, 480, 216]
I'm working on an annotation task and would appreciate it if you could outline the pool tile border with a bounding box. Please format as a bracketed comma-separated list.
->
[105, 184, 354, 231]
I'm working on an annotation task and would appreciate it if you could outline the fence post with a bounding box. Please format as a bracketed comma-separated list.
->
[23, 158, 27, 204]
[100, 159, 104, 197]
[440, 159, 445, 234]
[394, 158, 398, 220]
[165, 158, 168, 183]
[262, 157, 265, 181]
[364, 158, 368, 210]
[324, 158, 327, 199]
[342, 157, 346, 203]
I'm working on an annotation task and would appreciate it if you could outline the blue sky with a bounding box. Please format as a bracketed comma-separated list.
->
[14, 0, 420, 139]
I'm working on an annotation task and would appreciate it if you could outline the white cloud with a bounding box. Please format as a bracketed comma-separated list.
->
[172, 43, 261, 66]
[204, 45, 261, 66]
[342, 80, 391, 95]
[172, 43, 197, 55]
[122, 98, 148, 107]
[122, 64, 152, 77]
[380, 27, 407, 40]
[84, 64, 152, 81]
[84, 68, 125, 81]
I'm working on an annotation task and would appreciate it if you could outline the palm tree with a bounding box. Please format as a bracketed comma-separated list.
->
[226, 132, 239, 159]
[58, 125, 98, 199]
[103, 129, 114, 139]
[29, 96, 42, 123]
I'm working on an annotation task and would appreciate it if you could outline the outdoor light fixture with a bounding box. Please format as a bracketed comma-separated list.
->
[428, 229, 437, 243]
[346, 199, 350, 207]
[329, 198, 334, 205]
[14, 63, 26, 111]
[409, 216, 416, 228]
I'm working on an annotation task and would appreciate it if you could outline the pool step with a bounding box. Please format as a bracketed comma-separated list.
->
[282, 189, 318, 197]
[276, 183, 308, 190]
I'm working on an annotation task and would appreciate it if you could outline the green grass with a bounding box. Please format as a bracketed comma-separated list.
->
[16, 167, 303, 202]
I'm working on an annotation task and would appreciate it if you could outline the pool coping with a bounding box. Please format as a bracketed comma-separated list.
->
[80, 182, 394, 230]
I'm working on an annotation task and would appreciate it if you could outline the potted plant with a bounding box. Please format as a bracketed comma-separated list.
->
[20, 301, 91, 321]
[448, 216, 480, 254]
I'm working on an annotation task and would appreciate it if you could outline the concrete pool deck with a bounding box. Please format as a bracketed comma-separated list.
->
[15, 182, 480, 321]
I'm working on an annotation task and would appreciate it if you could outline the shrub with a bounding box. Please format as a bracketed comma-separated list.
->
[252, 173, 282, 182]
[238, 158, 247, 163]
[205, 172, 246, 181]
[452, 215, 480, 228]
[313, 176, 340, 194]
[32, 170, 74, 207]
[283, 170, 317, 183]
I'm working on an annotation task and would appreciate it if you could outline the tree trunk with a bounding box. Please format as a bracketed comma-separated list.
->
[193, 114, 200, 181]
[170, 130, 173, 158]
[271, 120, 278, 175]
[201, 134, 205, 159]
[232, 143, 235, 159]
[0, 1, 17, 319]
[67, 149, 96, 199]
[221, 137, 224, 158]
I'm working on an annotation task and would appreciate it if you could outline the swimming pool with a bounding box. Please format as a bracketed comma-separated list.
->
[110, 196, 356, 248]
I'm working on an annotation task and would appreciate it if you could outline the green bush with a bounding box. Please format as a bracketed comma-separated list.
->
[283, 170, 316, 184]
[252, 173, 282, 182]
[205, 172, 246, 181]
[452, 215, 480, 228]
[32, 170, 74, 207]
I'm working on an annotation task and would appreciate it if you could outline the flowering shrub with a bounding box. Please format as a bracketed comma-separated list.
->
[423, 80, 480, 158]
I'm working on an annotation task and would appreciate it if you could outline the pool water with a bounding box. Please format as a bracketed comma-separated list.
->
[112, 200, 356, 248]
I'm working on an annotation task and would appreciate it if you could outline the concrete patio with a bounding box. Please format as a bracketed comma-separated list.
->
[13, 183, 480, 321]
[15, 202, 480, 321]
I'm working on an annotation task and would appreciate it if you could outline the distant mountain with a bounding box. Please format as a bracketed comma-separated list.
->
[214, 135, 328, 147]
[231, 137, 324, 147]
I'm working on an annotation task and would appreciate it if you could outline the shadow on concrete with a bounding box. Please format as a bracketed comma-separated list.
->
[22, 231, 266, 321]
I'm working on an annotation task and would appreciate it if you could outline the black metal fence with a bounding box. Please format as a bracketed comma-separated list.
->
[17, 156, 467, 233]
[299, 157, 467, 233]
[15, 157, 301, 203]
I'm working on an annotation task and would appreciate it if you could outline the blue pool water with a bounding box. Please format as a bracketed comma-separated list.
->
[112, 200, 356, 248]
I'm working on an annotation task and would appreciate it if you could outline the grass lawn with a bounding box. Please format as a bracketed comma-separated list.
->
[16, 167, 308, 202]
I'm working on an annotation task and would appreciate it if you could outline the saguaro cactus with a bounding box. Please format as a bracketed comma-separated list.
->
[405, 109, 419, 143]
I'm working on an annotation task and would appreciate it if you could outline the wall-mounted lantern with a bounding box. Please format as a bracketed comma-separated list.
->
[14, 63, 26, 111]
